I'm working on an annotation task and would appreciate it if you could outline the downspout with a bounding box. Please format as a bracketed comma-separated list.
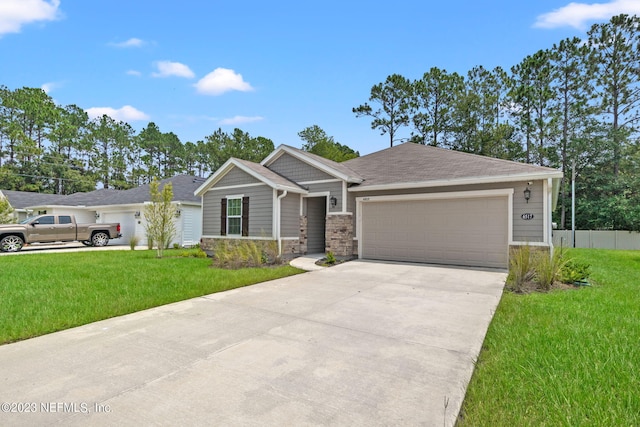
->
[276, 190, 287, 256]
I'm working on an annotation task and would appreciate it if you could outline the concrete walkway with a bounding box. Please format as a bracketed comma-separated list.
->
[289, 253, 326, 271]
[0, 260, 506, 426]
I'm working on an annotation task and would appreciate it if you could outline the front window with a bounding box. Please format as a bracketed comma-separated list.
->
[37, 216, 55, 225]
[227, 198, 242, 235]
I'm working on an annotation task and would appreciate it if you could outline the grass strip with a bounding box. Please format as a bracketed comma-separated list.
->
[0, 249, 303, 344]
[459, 249, 640, 426]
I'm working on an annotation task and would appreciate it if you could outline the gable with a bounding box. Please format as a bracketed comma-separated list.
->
[214, 166, 261, 188]
[268, 153, 334, 183]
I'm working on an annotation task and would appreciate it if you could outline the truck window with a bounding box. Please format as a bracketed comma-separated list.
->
[59, 216, 72, 224]
[37, 216, 55, 225]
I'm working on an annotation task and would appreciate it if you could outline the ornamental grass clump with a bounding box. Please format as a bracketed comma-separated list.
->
[212, 240, 280, 269]
[506, 245, 534, 292]
[507, 246, 589, 293]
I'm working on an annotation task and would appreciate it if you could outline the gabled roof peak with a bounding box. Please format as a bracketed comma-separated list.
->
[261, 144, 364, 184]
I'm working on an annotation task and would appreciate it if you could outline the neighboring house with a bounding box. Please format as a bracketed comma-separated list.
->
[0, 175, 204, 247]
[195, 143, 563, 269]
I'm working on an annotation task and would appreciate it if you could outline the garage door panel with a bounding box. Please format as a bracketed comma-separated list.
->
[362, 196, 508, 268]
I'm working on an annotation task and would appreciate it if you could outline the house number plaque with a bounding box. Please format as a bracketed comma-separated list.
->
[521, 213, 535, 220]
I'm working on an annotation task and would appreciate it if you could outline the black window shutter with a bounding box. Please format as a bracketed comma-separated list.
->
[242, 196, 249, 237]
[220, 198, 227, 236]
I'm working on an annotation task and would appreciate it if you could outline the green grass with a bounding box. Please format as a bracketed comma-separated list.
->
[0, 249, 303, 345]
[459, 249, 640, 426]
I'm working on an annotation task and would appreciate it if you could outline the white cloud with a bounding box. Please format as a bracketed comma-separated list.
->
[126, 70, 142, 77]
[534, 0, 640, 29]
[0, 0, 61, 36]
[109, 37, 145, 48]
[219, 115, 264, 126]
[195, 68, 254, 95]
[152, 60, 195, 78]
[41, 81, 61, 93]
[86, 105, 150, 122]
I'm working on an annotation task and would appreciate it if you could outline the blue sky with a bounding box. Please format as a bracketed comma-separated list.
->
[2, 0, 640, 156]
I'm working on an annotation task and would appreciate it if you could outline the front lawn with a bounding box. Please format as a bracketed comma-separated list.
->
[0, 249, 303, 345]
[459, 249, 640, 426]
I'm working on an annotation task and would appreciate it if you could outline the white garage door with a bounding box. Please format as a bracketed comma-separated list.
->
[102, 212, 133, 245]
[361, 196, 509, 268]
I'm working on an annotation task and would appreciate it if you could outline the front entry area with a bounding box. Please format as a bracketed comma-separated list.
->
[305, 196, 326, 253]
[360, 195, 509, 268]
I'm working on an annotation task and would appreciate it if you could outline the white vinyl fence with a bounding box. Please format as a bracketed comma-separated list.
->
[553, 230, 640, 250]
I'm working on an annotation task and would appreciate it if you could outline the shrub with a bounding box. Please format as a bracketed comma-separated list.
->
[128, 235, 140, 251]
[506, 245, 534, 292]
[559, 258, 591, 284]
[177, 248, 207, 258]
[534, 249, 565, 291]
[507, 246, 591, 292]
[325, 251, 336, 265]
[173, 243, 180, 249]
[212, 239, 281, 269]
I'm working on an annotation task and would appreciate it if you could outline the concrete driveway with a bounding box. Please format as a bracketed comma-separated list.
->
[0, 260, 506, 427]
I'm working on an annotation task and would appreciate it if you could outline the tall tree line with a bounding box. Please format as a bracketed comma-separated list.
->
[0, 85, 274, 194]
[353, 14, 640, 231]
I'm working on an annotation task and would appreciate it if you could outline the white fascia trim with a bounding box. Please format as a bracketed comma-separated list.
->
[281, 237, 299, 240]
[272, 189, 278, 239]
[342, 181, 348, 214]
[298, 178, 343, 185]
[355, 188, 514, 203]
[304, 191, 331, 213]
[326, 212, 353, 216]
[511, 241, 551, 247]
[261, 145, 364, 184]
[356, 188, 515, 259]
[348, 172, 564, 193]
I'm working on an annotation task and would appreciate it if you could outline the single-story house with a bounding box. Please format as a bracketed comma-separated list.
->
[195, 143, 563, 269]
[1, 175, 204, 247]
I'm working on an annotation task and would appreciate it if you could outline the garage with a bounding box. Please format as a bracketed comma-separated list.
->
[360, 194, 509, 268]
[101, 211, 134, 245]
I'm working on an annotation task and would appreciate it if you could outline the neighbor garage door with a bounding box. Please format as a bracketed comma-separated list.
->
[361, 196, 508, 268]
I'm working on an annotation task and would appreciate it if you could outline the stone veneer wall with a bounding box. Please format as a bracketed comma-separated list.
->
[282, 239, 301, 257]
[299, 215, 308, 254]
[325, 214, 353, 257]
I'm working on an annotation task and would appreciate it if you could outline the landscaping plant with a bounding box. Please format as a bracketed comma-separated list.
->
[460, 249, 640, 426]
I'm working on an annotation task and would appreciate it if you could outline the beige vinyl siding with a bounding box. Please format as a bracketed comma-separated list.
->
[280, 193, 300, 238]
[350, 180, 545, 243]
[269, 153, 334, 182]
[202, 184, 273, 237]
[215, 166, 260, 187]
[307, 181, 343, 213]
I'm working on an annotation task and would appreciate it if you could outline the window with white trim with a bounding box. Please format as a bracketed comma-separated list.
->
[227, 197, 242, 235]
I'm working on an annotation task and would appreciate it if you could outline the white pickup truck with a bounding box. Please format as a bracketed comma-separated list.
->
[0, 214, 122, 252]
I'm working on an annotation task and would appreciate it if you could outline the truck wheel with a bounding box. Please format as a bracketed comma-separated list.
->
[92, 232, 109, 247]
[0, 235, 24, 252]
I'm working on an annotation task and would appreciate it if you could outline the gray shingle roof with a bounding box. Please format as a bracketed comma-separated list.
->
[343, 143, 562, 188]
[0, 190, 66, 209]
[1, 175, 205, 209]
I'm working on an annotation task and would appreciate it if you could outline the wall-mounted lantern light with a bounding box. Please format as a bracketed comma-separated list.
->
[134, 211, 141, 219]
[524, 186, 531, 203]
[330, 196, 337, 208]
[95, 212, 100, 219]
[175, 209, 181, 218]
